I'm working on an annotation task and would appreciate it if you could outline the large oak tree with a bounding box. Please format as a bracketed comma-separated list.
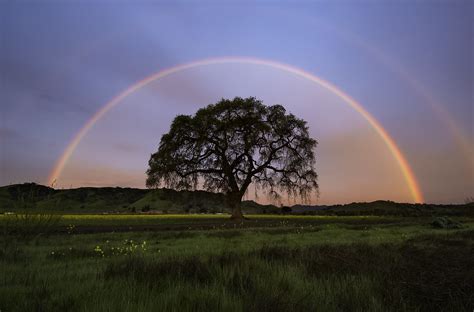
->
[146, 97, 318, 219]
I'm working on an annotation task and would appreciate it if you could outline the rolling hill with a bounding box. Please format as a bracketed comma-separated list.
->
[0, 183, 472, 216]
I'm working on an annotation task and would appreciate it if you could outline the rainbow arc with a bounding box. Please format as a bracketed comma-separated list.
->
[48, 57, 424, 203]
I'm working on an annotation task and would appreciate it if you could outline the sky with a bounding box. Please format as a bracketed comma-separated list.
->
[1, 1, 472, 205]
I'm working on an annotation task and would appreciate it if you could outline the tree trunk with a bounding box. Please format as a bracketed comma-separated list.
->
[228, 192, 244, 220]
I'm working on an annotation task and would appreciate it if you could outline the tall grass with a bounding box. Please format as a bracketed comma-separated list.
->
[1, 226, 472, 311]
[1, 212, 62, 239]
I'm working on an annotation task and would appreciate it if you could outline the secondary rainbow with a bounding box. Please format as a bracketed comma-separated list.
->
[318, 21, 473, 171]
[48, 56, 424, 203]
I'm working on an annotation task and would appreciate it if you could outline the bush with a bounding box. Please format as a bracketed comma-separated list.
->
[2, 212, 62, 240]
[431, 216, 462, 229]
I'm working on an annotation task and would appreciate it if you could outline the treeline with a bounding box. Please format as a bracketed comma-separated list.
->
[292, 200, 474, 217]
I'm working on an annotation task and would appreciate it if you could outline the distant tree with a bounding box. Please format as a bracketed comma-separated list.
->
[146, 97, 318, 219]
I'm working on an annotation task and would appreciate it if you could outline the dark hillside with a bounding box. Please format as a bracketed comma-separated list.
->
[295, 200, 474, 217]
[0, 183, 472, 216]
[0, 183, 56, 210]
[0, 183, 276, 214]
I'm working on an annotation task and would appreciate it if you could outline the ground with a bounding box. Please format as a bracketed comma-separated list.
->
[1, 214, 473, 311]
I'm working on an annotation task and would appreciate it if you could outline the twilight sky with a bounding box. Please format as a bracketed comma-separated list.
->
[1, 1, 472, 204]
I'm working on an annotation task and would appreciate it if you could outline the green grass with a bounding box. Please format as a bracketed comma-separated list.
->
[1, 215, 473, 311]
[0, 213, 430, 227]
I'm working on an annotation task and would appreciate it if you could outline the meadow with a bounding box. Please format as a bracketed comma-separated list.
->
[1, 214, 473, 311]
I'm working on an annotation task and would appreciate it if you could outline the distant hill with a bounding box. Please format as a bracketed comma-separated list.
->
[292, 200, 474, 217]
[0, 183, 280, 214]
[0, 183, 472, 216]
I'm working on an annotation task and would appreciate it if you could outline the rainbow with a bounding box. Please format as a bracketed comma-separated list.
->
[328, 24, 474, 172]
[48, 56, 424, 203]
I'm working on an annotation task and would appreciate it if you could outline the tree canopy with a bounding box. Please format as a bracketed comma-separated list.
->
[146, 97, 318, 219]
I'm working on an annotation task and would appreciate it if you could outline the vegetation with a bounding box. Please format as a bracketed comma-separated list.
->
[1, 215, 473, 311]
[146, 97, 318, 219]
[1, 183, 473, 310]
[1, 183, 473, 217]
[0, 183, 279, 214]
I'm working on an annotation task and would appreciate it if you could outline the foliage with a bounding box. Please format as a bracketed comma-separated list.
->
[2, 212, 62, 240]
[146, 97, 318, 217]
[431, 216, 462, 229]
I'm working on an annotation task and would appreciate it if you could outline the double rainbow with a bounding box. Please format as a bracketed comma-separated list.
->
[48, 57, 424, 203]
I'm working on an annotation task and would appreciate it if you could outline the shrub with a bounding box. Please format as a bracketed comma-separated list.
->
[3, 212, 62, 240]
[431, 216, 462, 229]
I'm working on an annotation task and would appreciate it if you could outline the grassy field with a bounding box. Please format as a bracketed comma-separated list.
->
[1, 214, 473, 311]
